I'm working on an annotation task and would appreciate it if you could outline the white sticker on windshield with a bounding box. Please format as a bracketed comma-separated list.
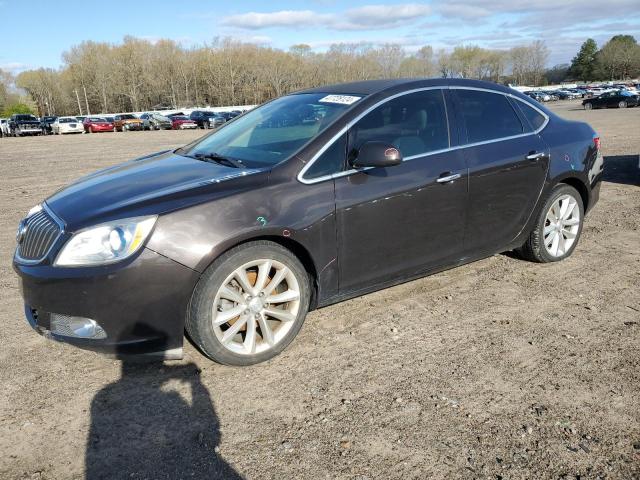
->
[319, 94, 361, 105]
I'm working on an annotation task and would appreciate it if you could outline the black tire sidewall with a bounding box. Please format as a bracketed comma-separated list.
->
[535, 184, 584, 263]
[187, 241, 311, 366]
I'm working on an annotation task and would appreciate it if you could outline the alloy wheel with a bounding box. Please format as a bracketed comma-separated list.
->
[211, 259, 301, 355]
[543, 194, 580, 257]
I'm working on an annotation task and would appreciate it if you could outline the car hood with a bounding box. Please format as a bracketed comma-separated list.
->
[46, 150, 267, 230]
[122, 118, 142, 123]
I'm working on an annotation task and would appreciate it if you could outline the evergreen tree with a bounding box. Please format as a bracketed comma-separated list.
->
[569, 39, 598, 81]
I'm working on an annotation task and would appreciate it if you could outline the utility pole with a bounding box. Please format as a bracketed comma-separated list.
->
[83, 85, 91, 115]
[74, 89, 83, 115]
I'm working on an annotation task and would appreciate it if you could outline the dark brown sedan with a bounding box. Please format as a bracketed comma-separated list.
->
[13, 78, 603, 365]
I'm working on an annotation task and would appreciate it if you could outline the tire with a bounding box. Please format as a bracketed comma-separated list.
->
[186, 241, 311, 366]
[583, 102, 592, 110]
[517, 184, 584, 263]
[618, 101, 627, 108]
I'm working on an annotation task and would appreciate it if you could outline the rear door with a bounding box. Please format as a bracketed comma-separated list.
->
[451, 88, 549, 254]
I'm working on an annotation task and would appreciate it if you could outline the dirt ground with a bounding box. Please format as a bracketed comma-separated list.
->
[0, 100, 638, 480]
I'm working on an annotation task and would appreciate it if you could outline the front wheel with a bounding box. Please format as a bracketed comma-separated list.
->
[186, 241, 311, 366]
[618, 101, 627, 108]
[583, 102, 592, 110]
[517, 184, 584, 263]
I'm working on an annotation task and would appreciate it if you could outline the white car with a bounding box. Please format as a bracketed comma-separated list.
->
[0, 118, 9, 137]
[52, 116, 84, 135]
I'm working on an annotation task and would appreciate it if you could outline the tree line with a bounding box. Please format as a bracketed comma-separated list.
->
[568, 35, 640, 82]
[0, 34, 637, 117]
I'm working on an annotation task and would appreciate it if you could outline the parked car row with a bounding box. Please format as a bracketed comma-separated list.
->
[0, 109, 246, 138]
[524, 88, 590, 102]
[523, 82, 640, 103]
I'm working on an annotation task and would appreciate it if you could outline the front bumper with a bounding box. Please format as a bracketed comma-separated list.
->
[17, 127, 41, 134]
[124, 123, 143, 130]
[14, 248, 200, 357]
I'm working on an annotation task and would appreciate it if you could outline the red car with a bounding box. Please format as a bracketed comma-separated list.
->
[83, 117, 115, 133]
[170, 115, 197, 130]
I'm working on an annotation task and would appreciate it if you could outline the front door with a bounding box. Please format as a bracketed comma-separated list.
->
[335, 88, 468, 294]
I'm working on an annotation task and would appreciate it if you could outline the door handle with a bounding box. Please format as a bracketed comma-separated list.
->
[526, 152, 546, 161]
[436, 172, 461, 183]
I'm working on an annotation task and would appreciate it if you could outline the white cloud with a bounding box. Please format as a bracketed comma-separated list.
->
[222, 10, 332, 29]
[0, 62, 31, 74]
[221, 4, 432, 31]
[344, 4, 431, 27]
[435, 4, 491, 19]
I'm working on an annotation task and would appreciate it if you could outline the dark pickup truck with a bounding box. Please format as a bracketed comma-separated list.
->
[9, 114, 42, 136]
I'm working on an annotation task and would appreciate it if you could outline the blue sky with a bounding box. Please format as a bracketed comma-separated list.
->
[2, 0, 639, 74]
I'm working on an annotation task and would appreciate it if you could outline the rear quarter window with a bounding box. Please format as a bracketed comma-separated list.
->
[514, 100, 547, 131]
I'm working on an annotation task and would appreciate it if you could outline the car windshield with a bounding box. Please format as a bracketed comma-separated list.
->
[183, 93, 362, 168]
[173, 115, 189, 120]
[60, 117, 77, 123]
[120, 114, 135, 119]
[89, 117, 107, 122]
[16, 115, 38, 121]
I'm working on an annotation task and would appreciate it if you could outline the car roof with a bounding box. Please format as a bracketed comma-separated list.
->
[295, 78, 515, 96]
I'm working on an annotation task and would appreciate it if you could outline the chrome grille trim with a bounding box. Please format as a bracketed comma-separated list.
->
[15, 204, 64, 264]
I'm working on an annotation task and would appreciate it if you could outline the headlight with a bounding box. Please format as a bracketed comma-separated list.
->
[54, 216, 157, 267]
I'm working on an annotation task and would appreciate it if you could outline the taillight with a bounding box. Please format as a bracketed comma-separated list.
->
[593, 135, 600, 151]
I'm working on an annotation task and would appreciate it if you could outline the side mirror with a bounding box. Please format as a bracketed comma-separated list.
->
[351, 141, 403, 169]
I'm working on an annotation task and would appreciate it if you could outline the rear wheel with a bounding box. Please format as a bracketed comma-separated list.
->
[618, 100, 627, 108]
[186, 241, 311, 366]
[584, 102, 592, 110]
[517, 184, 584, 263]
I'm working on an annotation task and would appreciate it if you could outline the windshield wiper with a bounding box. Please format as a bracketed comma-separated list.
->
[191, 152, 245, 169]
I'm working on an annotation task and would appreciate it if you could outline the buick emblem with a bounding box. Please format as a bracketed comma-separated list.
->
[16, 220, 28, 244]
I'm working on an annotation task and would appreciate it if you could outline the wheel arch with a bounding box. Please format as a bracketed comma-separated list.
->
[558, 176, 589, 212]
[198, 234, 320, 311]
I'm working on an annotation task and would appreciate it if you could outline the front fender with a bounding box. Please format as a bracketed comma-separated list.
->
[146, 174, 339, 303]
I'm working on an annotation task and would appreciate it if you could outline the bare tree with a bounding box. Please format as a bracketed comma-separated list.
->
[16, 35, 589, 115]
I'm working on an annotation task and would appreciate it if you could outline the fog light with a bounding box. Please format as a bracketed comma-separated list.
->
[50, 314, 107, 339]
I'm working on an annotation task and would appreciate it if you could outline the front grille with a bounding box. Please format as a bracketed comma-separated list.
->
[17, 209, 61, 261]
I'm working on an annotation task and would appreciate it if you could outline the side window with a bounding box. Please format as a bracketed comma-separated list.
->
[456, 90, 523, 143]
[304, 133, 346, 180]
[515, 100, 546, 131]
[349, 89, 449, 159]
